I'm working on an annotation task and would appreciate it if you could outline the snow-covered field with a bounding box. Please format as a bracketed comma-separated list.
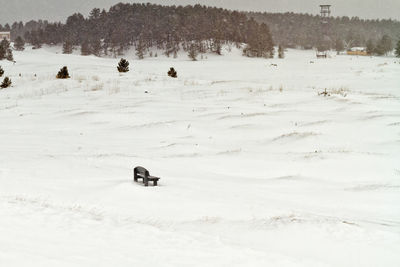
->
[0, 47, 399, 266]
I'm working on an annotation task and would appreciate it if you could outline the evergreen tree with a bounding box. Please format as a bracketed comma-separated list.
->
[14, 36, 25, 51]
[6, 49, 13, 61]
[0, 43, 5, 60]
[30, 31, 42, 49]
[395, 40, 400, 58]
[0, 77, 11, 88]
[62, 40, 73, 54]
[212, 39, 222, 55]
[117, 58, 129, 72]
[375, 35, 392, 56]
[81, 40, 91, 55]
[168, 67, 177, 78]
[0, 66, 4, 77]
[188, 43, 198, 61]
[56, 66, 70, 79]
[90, 38, 102, 57]
[380, 35, 393, 55]
[366, 39, 375, 55]
[278, 45, 285, 58]
[243, 21, 274, 58]
[135, 39, 145, 59]
[0, 39, 13, 61]
[335, 39, 344, 53]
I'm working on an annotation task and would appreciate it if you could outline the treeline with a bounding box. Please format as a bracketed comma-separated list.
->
[0, 3, 274, 58]
[249, 12, 400, 51]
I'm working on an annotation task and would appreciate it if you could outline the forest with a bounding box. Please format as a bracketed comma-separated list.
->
[249, 11, 400, 53]
[0, 3, 399, 58]
[0, 3, 274, 58]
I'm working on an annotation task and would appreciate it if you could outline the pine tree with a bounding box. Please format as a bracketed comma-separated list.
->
[14, 36, 25, 51]
[213, 39, 222, 55]
[0, 42, 5, 60]
[395, 40, 400, 58]
[366, 39, 375, 55]
[90, 39, 102, 57]
[278, 45, 285, 58]
[135, 39, 145, 59]
[62, 40, 73, 54]
[56, 66, 70, 79]
[6, 49, 13, 61]
[0, 66, 4, 77]
[243, 22, 274, 58]
[188, 43, 198, 61]
[0, 77, 11, 88]
[335, 39, 344, 54]
[375, 35, 393, 56]
[0, 39, 13, 61]
[117, 58, 129, 72]
[168, 67, 177, 78]
[81, 40, 91, 56]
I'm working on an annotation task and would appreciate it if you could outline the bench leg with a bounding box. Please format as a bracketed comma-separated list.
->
[144, 182, 149, 186]
[154, 180, 158, 186]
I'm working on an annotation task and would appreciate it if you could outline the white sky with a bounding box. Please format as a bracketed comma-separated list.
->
[0, 0, 399, 25]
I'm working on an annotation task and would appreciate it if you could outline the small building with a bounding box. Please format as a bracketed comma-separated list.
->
[347, 47, 368, 56]
[0, 31, 11, 42]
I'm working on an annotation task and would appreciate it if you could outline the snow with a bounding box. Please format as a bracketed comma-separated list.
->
[0, 46, 399, 266]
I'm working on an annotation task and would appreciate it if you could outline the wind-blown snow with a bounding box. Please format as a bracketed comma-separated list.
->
[0, 46, 399, 266]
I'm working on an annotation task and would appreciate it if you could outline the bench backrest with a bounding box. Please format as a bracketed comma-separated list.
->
[134, 166, 149, 177]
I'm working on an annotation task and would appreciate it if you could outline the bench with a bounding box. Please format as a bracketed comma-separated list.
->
[133, 166, 160, 186]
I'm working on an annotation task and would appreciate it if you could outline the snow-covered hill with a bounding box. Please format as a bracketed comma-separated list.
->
[0, 47, 399, 266]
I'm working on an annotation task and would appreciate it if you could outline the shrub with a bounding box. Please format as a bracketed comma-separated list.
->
[117, 58, 129, 72]
[0, 66, 4, 77]
[56, 66, 70, 79]
[168, 67, 177, 78]
[0, 77, 12, 88]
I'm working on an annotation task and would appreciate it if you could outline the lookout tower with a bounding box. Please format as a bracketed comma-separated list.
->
[320, 5, 331, 21]
[316, 4, 332, 58]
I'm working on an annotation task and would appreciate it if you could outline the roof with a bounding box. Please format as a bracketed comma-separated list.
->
[0, 32, 11, 34]
[350, 47, 366, 51]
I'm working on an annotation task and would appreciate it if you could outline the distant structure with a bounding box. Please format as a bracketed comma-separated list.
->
[320, 5, 331, 21]
[347, 47, 368, 56]
[0, 32, 11, 42]
[316, 5, 332, 58]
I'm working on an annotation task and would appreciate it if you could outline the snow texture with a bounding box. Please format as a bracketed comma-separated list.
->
[0, 46, 399, 266]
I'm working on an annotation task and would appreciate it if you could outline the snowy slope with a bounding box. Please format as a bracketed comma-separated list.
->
[0, 47, 399, 266]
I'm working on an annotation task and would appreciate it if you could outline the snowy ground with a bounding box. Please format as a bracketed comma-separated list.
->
[0, 46, 399, 266]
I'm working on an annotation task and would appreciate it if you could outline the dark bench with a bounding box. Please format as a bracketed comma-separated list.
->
[133, 166, 160, 186]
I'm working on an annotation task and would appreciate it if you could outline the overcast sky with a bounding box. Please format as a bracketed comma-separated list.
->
[0, 0, 399, 25]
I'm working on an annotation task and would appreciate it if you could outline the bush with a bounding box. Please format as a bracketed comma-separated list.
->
[117, 58, 129, 72]
[56, 66, 70, 79]
[0, 66, 4, 77]
[0, 77, 12, 88]
[168, 67, 177, 78]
